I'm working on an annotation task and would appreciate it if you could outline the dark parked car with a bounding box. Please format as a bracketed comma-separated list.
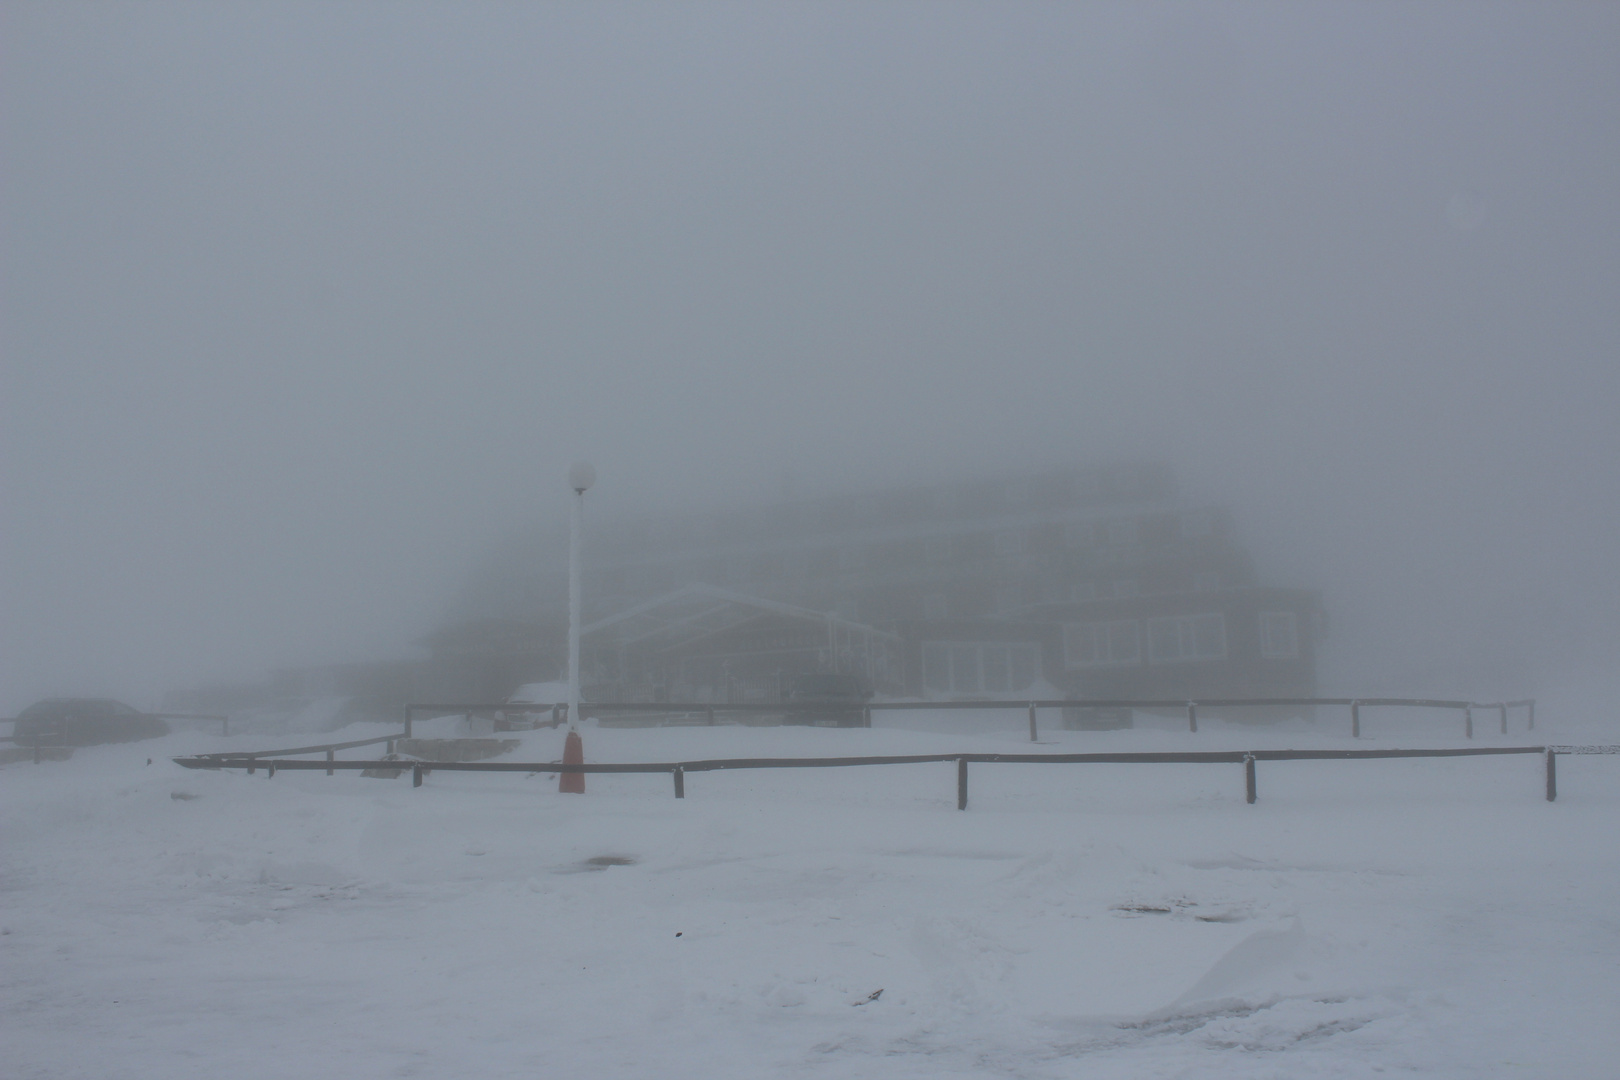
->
[12, 699, 169, 746]
[782, 673, 873, 727]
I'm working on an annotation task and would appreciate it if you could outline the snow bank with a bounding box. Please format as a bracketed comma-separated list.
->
[2, 710, 1616, 1078]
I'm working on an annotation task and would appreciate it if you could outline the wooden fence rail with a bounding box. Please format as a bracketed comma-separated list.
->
[173, 743, 1610, 806]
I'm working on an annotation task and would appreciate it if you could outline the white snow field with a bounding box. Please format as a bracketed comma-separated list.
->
[3, 708, 1617, 1079]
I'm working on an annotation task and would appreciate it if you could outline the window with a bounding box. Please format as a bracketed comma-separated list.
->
[993, 529, 1024, 556]
[922, 641, 1042, 694]
[922, 593, 948, 619]
[1259, 611, 1300, 658]
[1064, 620, 1141, 668]
[1145, 613, 1227, 663]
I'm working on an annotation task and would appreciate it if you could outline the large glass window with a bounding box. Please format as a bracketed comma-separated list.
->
[1063, 620, 1141, 667]
[1145, 613, 1227, 662]
[922, 642, 950, 689]
[923, 642, 1043, 694]
[1259, 611, 1300, 658]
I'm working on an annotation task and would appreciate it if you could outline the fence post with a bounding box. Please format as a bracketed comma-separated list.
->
[1244, 753, 1257, 804]
[672, 766, 685, 799]
[957, 757, 969, 811]
[1187, 701, 1198, 734]
[1499, 704, 1507, 735]
[386, 738, 396, 755]
[1351, 700, 1361, 739]
[1465, 707, 1473, 739]
[1545, 751, 1557, 802]
[412, 764, 424, 788]
[267, 764, 276, 779]
[1528, 700, 1536, 730]
[326, 749, 334, 776]
[1028, 702, 1038, 742]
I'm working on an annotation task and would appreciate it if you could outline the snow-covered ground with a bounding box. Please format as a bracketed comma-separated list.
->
[4, 707, 1617, 1079]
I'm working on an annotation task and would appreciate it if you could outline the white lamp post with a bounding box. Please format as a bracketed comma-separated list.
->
[566, 461, 595, 732]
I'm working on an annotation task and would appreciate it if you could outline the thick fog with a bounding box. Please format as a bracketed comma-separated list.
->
[4, 2, 1617, 713]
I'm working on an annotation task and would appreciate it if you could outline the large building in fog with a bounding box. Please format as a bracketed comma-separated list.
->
[570, 462, 1323, 705]
[176, 462, 1324, 716]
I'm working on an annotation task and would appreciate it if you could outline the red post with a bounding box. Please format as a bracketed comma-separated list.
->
[560, 730, 586, 794]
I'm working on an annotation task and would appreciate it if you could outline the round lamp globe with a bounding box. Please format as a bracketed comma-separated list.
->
[568, 461, 596, 493]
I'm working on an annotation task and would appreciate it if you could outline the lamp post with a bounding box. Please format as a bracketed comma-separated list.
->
[566, 461, 595, 732]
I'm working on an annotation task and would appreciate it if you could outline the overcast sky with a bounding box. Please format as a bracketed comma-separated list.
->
[4, 2, 1618, 711]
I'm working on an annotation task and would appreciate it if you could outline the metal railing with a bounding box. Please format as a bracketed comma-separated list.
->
[398, 696, 1536, 741]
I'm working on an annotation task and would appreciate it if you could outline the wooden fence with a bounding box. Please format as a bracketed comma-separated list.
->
[174, 743, 1619, 806]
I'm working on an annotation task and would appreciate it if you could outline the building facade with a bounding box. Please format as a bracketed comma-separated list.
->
[573, 463, 1323, 704]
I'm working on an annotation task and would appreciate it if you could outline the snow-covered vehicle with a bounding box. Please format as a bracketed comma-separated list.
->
[495, 682, 569, 730]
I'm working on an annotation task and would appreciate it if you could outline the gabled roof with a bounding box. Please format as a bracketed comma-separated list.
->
[583, 583, 898, 652]
[416, 618, 558, 654]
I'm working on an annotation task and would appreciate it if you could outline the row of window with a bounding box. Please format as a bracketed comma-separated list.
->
[602, 469, 1173, 552]
[914, 572, 1222, 619]
[1063, 611, 1300, 668]
[922, 642, 1043, 694]
[602, 511, 1218, 587]
[917, 611, 1301, 693]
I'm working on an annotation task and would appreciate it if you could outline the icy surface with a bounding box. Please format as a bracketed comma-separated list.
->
[3, 713, 1617, 1079]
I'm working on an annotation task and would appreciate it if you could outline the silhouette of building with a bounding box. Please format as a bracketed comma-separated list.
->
[571, 463, 1322, 704]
